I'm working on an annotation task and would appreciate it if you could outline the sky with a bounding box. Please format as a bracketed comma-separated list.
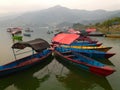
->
[0, 0, 120, 15]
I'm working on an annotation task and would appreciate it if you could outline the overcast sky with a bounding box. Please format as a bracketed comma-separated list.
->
[0, 0, 120, 15]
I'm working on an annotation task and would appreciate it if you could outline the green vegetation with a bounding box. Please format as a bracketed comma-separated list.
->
[72, 17, 120, 35]
[95, 17, 120, 34]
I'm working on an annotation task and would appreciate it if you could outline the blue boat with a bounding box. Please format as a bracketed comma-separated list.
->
[0, 38, 52, 77]
[70, 42, 102, 46]
[54, 47, 115, 76]
[60, 47, 115, 59]
[23, 33, 31, 37]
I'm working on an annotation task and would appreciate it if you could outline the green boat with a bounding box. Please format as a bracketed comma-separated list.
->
[12, 35, 23, 41]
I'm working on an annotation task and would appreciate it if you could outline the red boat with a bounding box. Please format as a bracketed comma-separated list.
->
[7, 27, 22, 34]
[54, 47, 115, 76]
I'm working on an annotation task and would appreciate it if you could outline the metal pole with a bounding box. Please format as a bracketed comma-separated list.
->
[12, 49, 17, 60]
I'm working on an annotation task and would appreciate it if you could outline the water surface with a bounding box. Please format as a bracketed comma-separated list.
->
[0, 27, 120, 90]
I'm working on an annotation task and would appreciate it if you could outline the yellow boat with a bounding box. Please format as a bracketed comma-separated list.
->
[63, 45, 112, 52]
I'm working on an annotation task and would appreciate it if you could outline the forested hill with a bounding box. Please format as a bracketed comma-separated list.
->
[0, 5, 120, 27]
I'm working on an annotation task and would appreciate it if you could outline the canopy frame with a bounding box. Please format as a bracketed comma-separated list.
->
[11, 38, 50, 60]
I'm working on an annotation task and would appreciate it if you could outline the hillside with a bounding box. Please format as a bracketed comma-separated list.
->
[97, 17, 120, 34]
[0, 5, 120, 27]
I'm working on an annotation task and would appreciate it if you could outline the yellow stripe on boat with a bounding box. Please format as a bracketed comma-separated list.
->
[63, 45, 112, 52]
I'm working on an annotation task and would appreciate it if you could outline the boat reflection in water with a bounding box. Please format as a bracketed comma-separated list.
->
[55, 56, 113, 90]
[0, 57, 53, 90]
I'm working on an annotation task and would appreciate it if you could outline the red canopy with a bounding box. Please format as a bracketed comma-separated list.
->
[52, 33, 79, 44]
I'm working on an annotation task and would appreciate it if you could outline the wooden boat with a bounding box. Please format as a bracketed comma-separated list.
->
[88, 33, 105, 36]
[88, 31, 105, 37]
[7, 27, 22, 34]
[0, 38, 52, 77]
[51, 32, 115, 59]
[105, 34, 120, 38]
[54, 47, 115, 76]
[77, 36, 98, 43]
[70, 42, 102, 47]
[59, 47, 115, 59]
[25, 28, 33, 32]
[52, 33, 80, 45]
[23, 33, 31, 37]
[11, 30, 22, 34]
[63, 45, 112, 52]
[0, 57, 53, 89]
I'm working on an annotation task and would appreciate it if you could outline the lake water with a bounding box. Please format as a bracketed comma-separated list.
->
[0, 27, 120, 90]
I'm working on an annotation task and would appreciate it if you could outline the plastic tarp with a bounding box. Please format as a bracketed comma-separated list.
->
[52, 33, 79, 44]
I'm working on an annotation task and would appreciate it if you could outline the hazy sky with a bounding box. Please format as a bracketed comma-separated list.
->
[0, 0, 120, 14]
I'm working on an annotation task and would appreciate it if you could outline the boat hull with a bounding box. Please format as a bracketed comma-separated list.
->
[105, 34, 120, 38]
[61, 47, 115, 59]
[70, 42, 102, 47]
[64, 45, 112, 52]
[0, 50, 52, 77]
[54, 50, 115, 77]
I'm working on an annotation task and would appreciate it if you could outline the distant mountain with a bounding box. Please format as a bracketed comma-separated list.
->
[0, 5, 120, 27]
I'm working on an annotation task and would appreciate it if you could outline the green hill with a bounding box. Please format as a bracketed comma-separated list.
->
[95, 17, 120, 34]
